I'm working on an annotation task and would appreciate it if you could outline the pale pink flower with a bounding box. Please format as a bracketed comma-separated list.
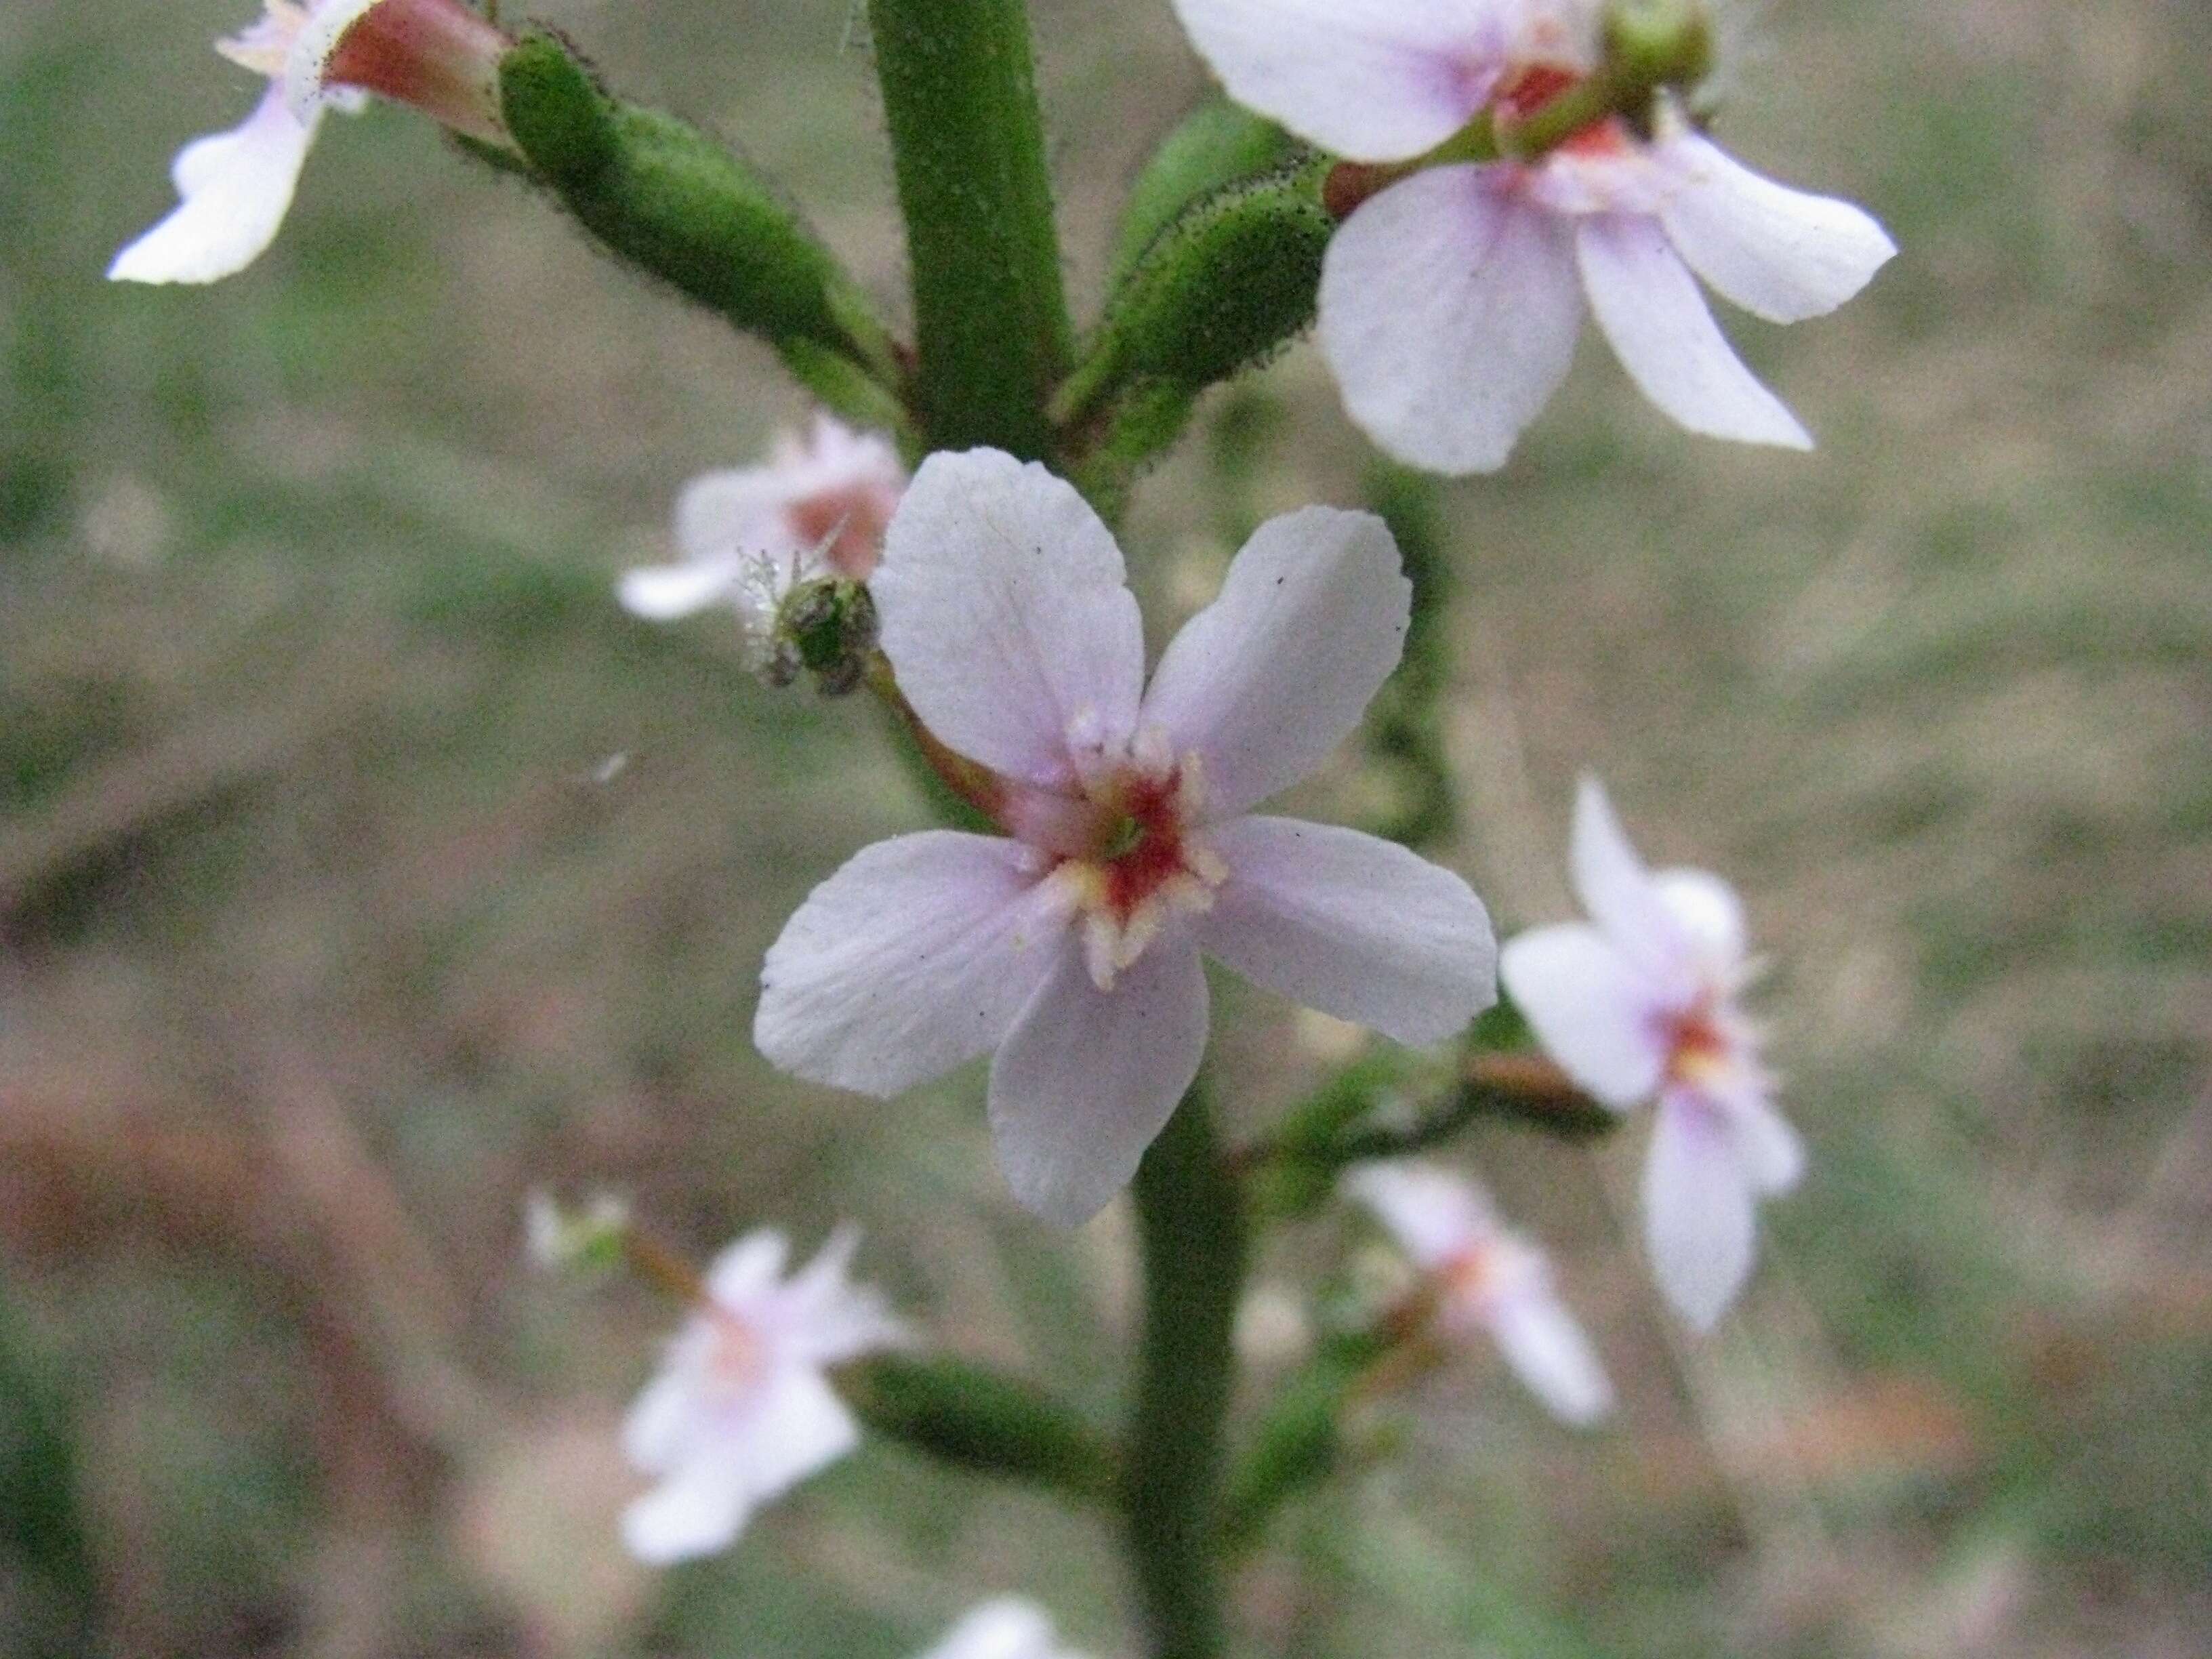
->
[1343, 1160, 1613, 1424]
[618, 416, 907, 662]
[620, 1227, 904, 1565]
[915, 1599, 1090, 1659]
[1499, 777, 1802, 1328]
[1170, 0, 1896, 472]
[755, 448, 1497, 1225]
[110, 0, 510, 286]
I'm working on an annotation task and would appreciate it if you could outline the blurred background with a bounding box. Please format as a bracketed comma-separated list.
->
[3, 0, 2209, 1654]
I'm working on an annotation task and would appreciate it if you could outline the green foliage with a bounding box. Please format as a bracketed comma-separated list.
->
[0, 1284, 94, 1659]
[1360, 464, 1458, 850]
[1222, 1330, 1391, 1552]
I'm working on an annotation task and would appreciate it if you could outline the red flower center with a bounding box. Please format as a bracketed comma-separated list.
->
[786, 484, 894, 581]
[1093, 772, 1195, 927]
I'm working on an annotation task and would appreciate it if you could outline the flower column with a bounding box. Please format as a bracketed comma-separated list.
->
[859, 4, 1229, 1651]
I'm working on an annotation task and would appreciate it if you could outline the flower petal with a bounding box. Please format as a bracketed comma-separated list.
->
[732, 1364, 862, 1502]
[705, 1229, 791, 1309]
[1731, 1094, 1805, 1197]
[1489, 1284, 1615, 1425]
[1497, 922, 1666, 1107]
[1568, 775, 1695, 990]
[1319, 167, 1584, 474]
[1654, 133, 1896, 325]
[621, 1357, 703, 1473]
[1169, 0, 1497, 161]
[1141, 510, 1410, 817]
[621, 1456, 754, 1566]
[1652, 867, 1747, 977]
[1575, 213, 1814, 449]
[988, 933, 1210, 1225]
[1198, 817, 1495, 1044]
[1340, 1160, 1496, 1268]
[918, 1599, 1065, 1659]
[755, 832, 1062, 1097]
[873, 450, 1144, 790]
[674, 468, 807, 562]
[617, 556, 749, 620]
[108, 87, 319, 285]
[284, 0, 384, 117]
[777, 1226, 909, 1362]
[1642, 1094, 1755, 1328]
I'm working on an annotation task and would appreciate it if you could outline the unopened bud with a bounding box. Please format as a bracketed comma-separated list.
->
[779, 577, 879, 697]
[1602, 0, 1715, 104]
[499, 31, 895, 374]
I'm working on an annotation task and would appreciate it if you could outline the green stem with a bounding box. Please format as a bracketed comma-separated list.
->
[1127, 1083, 1246, 1659]
[867, 0, 1073, 460]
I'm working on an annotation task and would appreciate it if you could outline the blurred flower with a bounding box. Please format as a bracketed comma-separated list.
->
[109, 0, 512, 285]
[1169, 0, 1895, 472]
[755, 449, 1497, 1226]
[914, 1599, 1090, 1659]
[1343, 1160, 1613, 1423]
[621, 1227, 904, 1565]
[618, 415, 907, 680]
[1499, 777, 1802, 1328]
[523, 1189, 630, 1273]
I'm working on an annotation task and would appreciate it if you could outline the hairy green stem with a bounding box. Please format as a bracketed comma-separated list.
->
[866, 0, 1072, 459]
[1127, 1084, 1246, 1659]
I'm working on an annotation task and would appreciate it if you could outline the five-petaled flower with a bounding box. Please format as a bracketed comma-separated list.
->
[110, 0, 511, 286]
[1170, 0, 1897, 472]
[914, 1599, 1090, 1659]
[620, 1227, 904, 1565]
[1499, 777, 1801, 1328]
[619, 415, 907, 674]
[754, 448, 1497, 1225]
[1343, 1159, 1613, 1424]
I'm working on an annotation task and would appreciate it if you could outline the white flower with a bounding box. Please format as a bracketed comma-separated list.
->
[1169, 0, 1897, 472]
[915, 1599, 1090, 1659]
[754, 448, 1498, 1226]
[1498, 777, 1803, 1328]
[620, 1227, 904, 1565]
[617, 415, 907, 668]
[1343, 1160, 1613, 1424]
[110, 0, 510, 286]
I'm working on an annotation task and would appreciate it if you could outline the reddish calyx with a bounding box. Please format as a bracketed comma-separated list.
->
[325, 0, 511, 145]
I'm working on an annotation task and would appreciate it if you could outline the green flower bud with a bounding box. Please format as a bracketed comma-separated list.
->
[777, 577, 878, 697]
[497, 32, 897, 383]
[1110, 98, 1301, 287]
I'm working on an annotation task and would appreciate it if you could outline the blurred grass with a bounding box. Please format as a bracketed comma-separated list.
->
[3, 0, 2211, 1656]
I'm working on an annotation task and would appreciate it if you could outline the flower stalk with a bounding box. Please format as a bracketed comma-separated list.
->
[867, 0, 1073, 461]
[1126, 1084, 1246, 1659]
